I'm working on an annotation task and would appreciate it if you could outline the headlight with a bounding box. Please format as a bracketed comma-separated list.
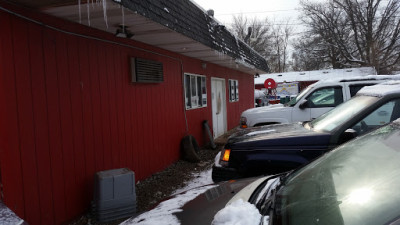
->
[222, 149, 231, 162]
[240, 117, 248, 128]
[218, 149, 230, 167]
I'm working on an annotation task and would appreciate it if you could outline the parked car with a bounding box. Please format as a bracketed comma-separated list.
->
[241, 75, 400, 128]
[254, 90, 268, 107]
[213, 81, 400, 182]
[123, 119, 400, 225]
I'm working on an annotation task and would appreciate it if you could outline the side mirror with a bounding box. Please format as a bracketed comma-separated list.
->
[299, 100, 308, 109]
[341, 129, 358, 143]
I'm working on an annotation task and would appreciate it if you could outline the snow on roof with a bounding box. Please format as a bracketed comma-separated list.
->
[358, 80, 400, 97]
[255, 67, 377, 84]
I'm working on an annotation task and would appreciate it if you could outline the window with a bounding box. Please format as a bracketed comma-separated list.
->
[306, 87, 343, 108]
[349, 84, 376, 97]
[351, 98, 400, 135]
[229, 80, 239, 102]
[185, 73, 207, 109]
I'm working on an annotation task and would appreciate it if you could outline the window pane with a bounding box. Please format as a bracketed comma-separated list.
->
[191, 76, 198, 107]
[307, 87, 342, 108]
[201, 77, 207, 106]
[197, 76, 202, 106]
[349, 84, 375, 97]
[191, 76, 196, 97]
[235, 80, 239, 101]
[185, 75, 191, 108]
[231, 80, 235, 101]
[352, 99, 400, 135]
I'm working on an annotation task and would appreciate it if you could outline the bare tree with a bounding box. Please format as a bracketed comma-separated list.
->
[291, 36, 332, 71]
[299, 0, 400, 74]
[230, 15, 295, 72]
[268, 20, 294, 72]
[230, 14, 272, 58]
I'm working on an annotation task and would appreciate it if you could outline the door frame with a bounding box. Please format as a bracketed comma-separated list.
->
[211, 77, 227, 138]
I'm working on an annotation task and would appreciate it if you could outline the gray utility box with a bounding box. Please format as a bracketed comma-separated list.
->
[92, 168, 136, 222]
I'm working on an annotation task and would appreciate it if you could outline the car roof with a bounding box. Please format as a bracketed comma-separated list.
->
[313, 74, 400, 86]
[309, 74, 400, 88]
[357, 81, 400, 97]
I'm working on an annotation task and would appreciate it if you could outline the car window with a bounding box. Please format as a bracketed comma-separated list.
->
[306, 87, 343, 108]
[276, 123, 400, 225]
[349, 84, 376, 97]
[351, 98, 400, 135]
[286, 85, 314, 107]
[310, 95, 379, 132]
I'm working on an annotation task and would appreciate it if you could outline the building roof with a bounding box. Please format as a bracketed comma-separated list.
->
[7, 0, 269, 74]
[255, 67, 376, 84]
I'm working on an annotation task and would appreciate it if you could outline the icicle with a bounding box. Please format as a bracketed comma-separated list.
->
[78, 0, 82, 23]
[87, 1, 91, 26]
[102, 0, 109, 29]
[122, 5, 125, 28]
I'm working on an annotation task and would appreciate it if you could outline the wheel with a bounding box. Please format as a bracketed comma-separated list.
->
[181, 135, 200, 163]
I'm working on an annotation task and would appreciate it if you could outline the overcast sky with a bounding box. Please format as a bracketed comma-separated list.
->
[192, 0, 303, 25]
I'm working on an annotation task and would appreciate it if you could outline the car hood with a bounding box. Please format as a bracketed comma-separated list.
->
[123, 177, 268, 225]
[242, 104, 287, 116]
[227, 123, 331, 148]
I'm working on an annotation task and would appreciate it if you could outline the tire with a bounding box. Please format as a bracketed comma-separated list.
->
[181, 135, 200, 163]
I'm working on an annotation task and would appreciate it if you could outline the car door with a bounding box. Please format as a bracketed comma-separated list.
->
[350, 98, 400, 135]
[292, 86, 344, 122]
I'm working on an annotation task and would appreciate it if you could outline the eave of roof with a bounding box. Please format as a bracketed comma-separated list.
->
[4, 0, 269, 75]
[115, 0, 269, 73]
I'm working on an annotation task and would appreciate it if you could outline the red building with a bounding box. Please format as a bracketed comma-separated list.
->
[0, 0, 269, 224]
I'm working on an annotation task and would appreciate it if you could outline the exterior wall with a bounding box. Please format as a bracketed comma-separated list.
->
[0, 4, 254, 225]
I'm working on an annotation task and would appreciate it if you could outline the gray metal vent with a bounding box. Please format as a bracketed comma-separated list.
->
[131, 58, 163, 83]
[92, 168, 136, 223]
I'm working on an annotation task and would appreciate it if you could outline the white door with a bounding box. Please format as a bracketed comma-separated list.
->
[211, 78, 227, 138]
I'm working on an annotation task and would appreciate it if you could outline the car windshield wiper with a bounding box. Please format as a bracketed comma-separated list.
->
[252, 172, 290, 216]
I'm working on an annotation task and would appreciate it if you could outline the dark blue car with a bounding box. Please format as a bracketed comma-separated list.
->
[212, 81, 400, 182]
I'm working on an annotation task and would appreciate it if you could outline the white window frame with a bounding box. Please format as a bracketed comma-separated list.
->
[185, 73, 207, 109]
[229, 79, 239, 102]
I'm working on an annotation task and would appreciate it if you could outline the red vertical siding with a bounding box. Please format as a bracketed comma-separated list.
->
[0, 5, 255, 225]
[12, 16, 42, 225]
[28, 22, 55, 224]
[0, 12, 25, 217]
[43, 29, 68, 224]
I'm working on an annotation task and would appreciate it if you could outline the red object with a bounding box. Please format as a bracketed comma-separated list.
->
[269, 99, 280, 104]
[264, 78, 277, 89]
[0, 3, 255, 224]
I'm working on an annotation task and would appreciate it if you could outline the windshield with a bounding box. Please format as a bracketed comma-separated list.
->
[309, 95, 379, 132]
[286, 85, 314, 107]
[274, 122, 400, 225]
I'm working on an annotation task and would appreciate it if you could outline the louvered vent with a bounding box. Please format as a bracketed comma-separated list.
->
[131, 58, 163, 83]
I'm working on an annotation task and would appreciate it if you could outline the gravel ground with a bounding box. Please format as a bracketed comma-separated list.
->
[135, 145, 222, 213]
[70, 130, 234, 225]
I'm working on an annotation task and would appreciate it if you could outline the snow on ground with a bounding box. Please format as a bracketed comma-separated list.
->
[0, 202, 26, 225]
[172, 167, 214, 195]
[211, 199, 261, 225]
[121, 168, 215, 225]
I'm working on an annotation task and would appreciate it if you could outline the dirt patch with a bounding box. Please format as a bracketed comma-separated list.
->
[135, 146, 222, 212]
[69, 128, 236, 224]
[135, 129, 235, 213]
